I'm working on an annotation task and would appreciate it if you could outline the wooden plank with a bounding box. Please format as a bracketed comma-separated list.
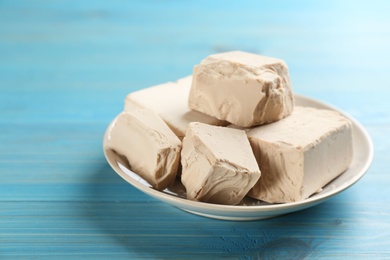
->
[1, 0, 389, 258]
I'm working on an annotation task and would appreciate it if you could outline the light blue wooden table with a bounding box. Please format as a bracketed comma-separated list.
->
[1, 1, 389, 259]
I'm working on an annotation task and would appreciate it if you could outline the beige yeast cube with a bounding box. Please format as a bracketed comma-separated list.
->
[107, 109, 181, 190]
[125, 76, 227, 139]
[181, 122, 261, 205]
[189, 51, 294, 127]
[247, 106, 353, 203]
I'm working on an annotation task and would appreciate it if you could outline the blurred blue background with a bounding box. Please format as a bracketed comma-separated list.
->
[1, 1, 389, 125]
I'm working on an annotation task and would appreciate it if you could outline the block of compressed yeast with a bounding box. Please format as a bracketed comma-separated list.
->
[246, 106, 353, 203]
[107, 109, 181, 190]
[181, 122, 261, 205]
[189, 51, 294, 127]
[125, 76, 227, 139]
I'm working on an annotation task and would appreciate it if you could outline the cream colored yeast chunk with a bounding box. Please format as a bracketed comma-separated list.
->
[246, 106, 353, 203]
[189, 51, 294, 127]
[107, 109, 181, 190]
[125, 76, 227, 139]
[181, 122, 261, 205]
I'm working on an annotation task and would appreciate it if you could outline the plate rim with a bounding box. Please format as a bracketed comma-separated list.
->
[103, 94, 374, 219]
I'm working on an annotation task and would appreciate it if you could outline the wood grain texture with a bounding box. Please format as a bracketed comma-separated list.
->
[1, 0, 389, 259]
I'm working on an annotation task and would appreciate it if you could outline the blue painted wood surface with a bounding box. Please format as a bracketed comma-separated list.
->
[1, 0, 389, 259]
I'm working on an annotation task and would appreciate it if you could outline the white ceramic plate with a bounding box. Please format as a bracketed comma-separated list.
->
[103, 94, 374, 221]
